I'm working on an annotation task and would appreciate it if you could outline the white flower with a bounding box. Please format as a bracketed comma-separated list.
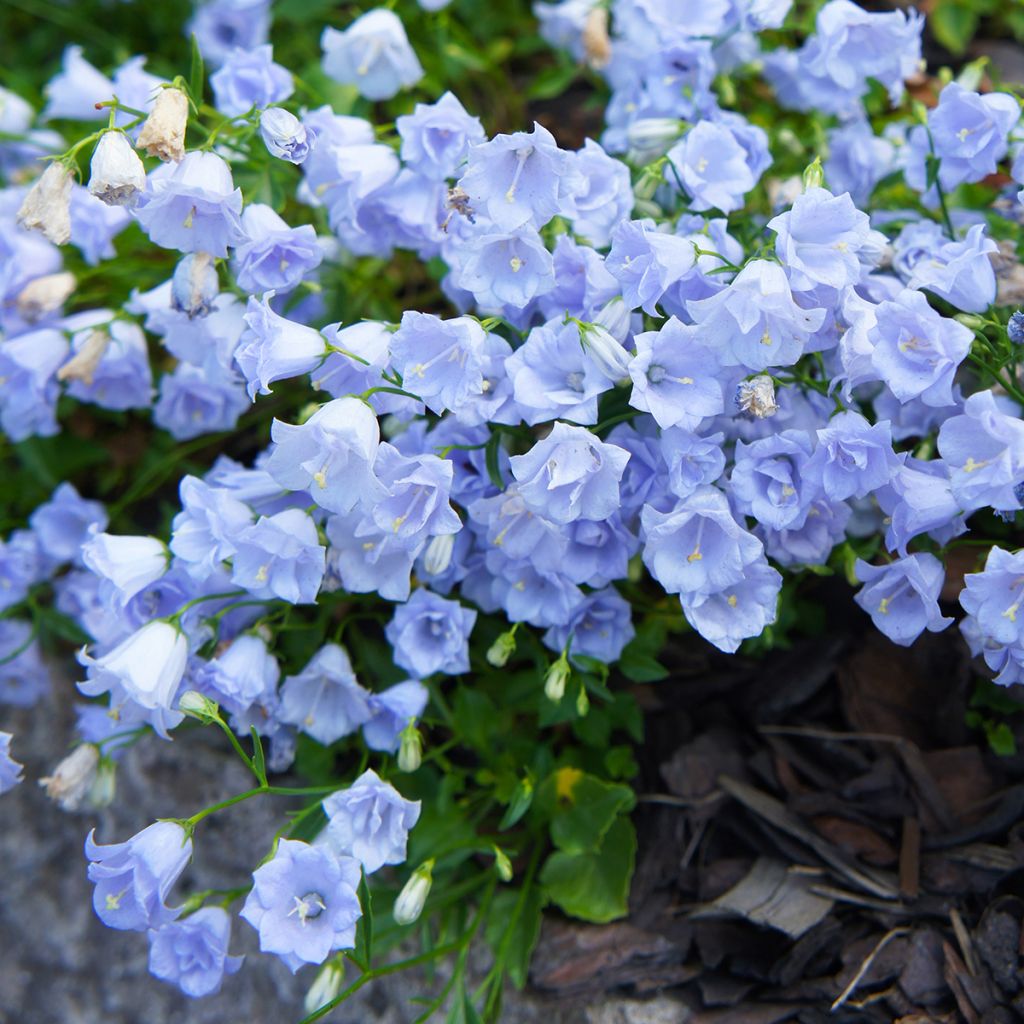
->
[81, 530, 169, 606]
[80, 621, 189, 712]
[89, 131, 146, 206]
[136, 87, 188, 162]
[16, 162, 73, 245]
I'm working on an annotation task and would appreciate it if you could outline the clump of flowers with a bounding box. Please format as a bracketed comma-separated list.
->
[1, 0, 1023, 1018]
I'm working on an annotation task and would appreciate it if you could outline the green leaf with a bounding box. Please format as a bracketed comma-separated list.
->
[930, 2, 979, 55]
[535, 769, 636, 854]
[618, 647, 669, 683]
[484, 886, 545, 990]
[498, 777, 534, 831]
[987, 721, 1016, 757]
[540, 817, 637, 923]
[355, 872, 374, 966]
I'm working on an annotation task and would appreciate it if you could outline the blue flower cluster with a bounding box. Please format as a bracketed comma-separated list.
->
[2, 0, 1024, 1005]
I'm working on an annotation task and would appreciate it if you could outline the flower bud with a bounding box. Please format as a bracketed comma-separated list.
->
[56, 328, 110, 386]
[422, 533, 454, 576]
[627, 118, 683, 155]
[16, 162, 73, 245]
[802, 156, 824, 191]
[486, 628, 517, 668]
[579, 322, 631, 382]
[39, 744, 99, 811]
[304, 961, 345, 1015]
[735, 375, 779, 419]
[171, 252, 218, 319]
[544, 658, 570, 702]
[576, 685, 590, 718]
[1008, 310, 1024, 345]
[89, 130, 146, 207]
[582, 7, 612, 70]
[15, 271, 75, 322]
[593, 297, 631, 343]
[136, 87, 188, 162]
[260, 107, 315, 165]
[493, 846, 513, 882]
[393, 859, 434, 926]
[87, 757, 117, 809]
[178, 689, 221, 723]
[397, 721, 423, 773]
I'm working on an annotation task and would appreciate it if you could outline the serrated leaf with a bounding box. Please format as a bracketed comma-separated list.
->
[540, 817, 636, 923]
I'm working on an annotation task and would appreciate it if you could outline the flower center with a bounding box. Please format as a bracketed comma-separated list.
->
[289, 891, 327, 925]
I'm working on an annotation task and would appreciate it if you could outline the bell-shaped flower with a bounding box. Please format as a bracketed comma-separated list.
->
[85, 820, 192, 931]
[321, 9, 424, 101]
[854, 554, 952, 647]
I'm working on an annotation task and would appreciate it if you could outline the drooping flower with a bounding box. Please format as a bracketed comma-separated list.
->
[85, 821, 192, 931]
[88, 131, 146, 207]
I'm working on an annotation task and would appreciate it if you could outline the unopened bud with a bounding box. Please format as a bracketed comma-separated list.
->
[39, 744, 100, 811]
[593, 297, 631, 343]
[486, 628, 517, 668]
[16, 271, 75, 322]
[397, 721, 423, 773]
[393, 859, 434, 926]
[89, 130, 146, 207]
[57, 328, 111, 386]
[171, 252, 218, 319]
[544, 658, 571, 702]
[88, 757, 117, 808]
[735, 375, 779, 419]
[576, 685, 590, 717]
[422, 533, 454, 576]
[802, 156, 824, 191]
[304, 960, 345, 1015]
[136, 87, 188, 162]
[579, 322, 631, 382]
[582, 7, 612, 70]
[178, 689, 221, 723]
[627, 119, 683, 165]
[493, 846, 513, 882]
[16, 162, 73, 245]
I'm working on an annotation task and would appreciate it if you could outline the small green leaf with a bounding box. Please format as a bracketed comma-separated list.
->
[618, 647, 669, 683]
[540, 817, 637, 923]
[498, 777, 534, 831]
